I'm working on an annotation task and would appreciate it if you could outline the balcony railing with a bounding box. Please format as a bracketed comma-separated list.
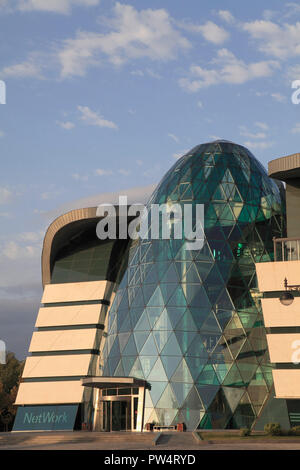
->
[274, 237, 300, 261]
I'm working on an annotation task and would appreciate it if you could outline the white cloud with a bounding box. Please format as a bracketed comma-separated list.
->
[1, 240, 40, 260]
[243, 20, 300, 60]
[283, 3, 300, 19]
[179, 49, 279, 91]
[218, 10, 235, 24]
[291, 122, 300, 133]
[239, 126, 267, 139]
[78, 105, 118, 129]
[0, 187, 12, 204]
[17, 231, 44, 243]
[172, 149, 189, 159]
[255, 121, 269, 130]
[41, 188, 61, 200]
[1, 59, 42, 78]
[72, 173, 89, 181]
[118, 169, 131, 176]
[1, 0, 100, 14]
[262, 10, 279, 21]
[287, 63, 300, 80]
[56, 120, 75, 130]
[46, 184, 156, 219]
[271, 92, 287, 103]
[243, 140, 274, 150]
[131, 70, 144, 77]
[197, 100, 203, 108]
[168, 133, 179, 143]
[95, 168, 113, 176]
[178, 20, 229, 44]
[130, 68, 162, 79]
[58, 3, 191, 77]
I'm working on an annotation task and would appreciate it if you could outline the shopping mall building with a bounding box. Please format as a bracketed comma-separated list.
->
[12, 140, 300, 432]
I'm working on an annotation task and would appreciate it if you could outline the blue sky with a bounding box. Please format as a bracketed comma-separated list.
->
[1, 0, 300, 358]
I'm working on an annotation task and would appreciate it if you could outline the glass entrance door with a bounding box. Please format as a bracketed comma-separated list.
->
[103, 400, 131, 431]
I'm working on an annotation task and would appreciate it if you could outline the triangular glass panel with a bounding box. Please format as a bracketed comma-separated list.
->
[147, 286, 165, 307]
[153, 308, 173, 331]
[161, 263, 179, 283]
[222, 386, 245, 413]
[174, 261, 192, 279]
[153, 329, 172, 353]
[185, 356, 207, 380]
[134, 310, 151, 331]
[140, 334, 158, 356]
[129, 357, 144, 379]
[237, 355, 258, 383]
[171, 382, 193, 408]
[215, 289, 235, 310]
[221, 363, 244, 387]
[119, 313, 132, 333]
[175, 330, 197, 354]
[145, 306, 164, 328]
[212, 362, 232, 383]
[197, 364, 220, 385]
[130, 289, 145, 308]
[160, 283, 178, 305]
[182, 386, 203, 410]
[143, 264, 158, 284]
[212, 185, 227, 201]
[214, 308, 233, 330]
[133, 331, 149, 352]
[118, 332, 131, 352]
[144, 390, 153, 409]
[130, 308, 144, 328]
[142, 284, 157, 305]
[167, 285, 188, 307]
[182, 263, 202, 283]
[108, 356, 119, 376]
[161, 332, 182, 356]
[171, 358, 193, 383]
[122, 334, 138, 356]
[160, 355, 182, 378]
[165, 307, 186, 329]
[200, 310, 222, 334]
[148, 357, 168, 382]
[109, 337, 120, 358]
[148, 381, 168, 408]
[187, 285, 211, 309]
[186, 333, 209, 358]
[114, 360, 124, 376]
[195, 385, 219, 409]
[139, 356, 158, 378]
[188, 307, 209, 330]
[176, 308, 198, 331]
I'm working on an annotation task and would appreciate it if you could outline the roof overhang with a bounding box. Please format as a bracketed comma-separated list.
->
[81, 377, 148, 389]
[269, 153, 300, 180]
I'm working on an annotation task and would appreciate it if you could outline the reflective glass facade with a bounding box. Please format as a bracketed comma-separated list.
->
[51, 224, 130, 284]
[102, 141, 285, 430]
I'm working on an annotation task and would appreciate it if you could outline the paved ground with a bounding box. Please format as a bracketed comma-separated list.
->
[1, 431, 300, 450]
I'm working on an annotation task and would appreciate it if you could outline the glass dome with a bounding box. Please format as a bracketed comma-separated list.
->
[102, 140, 285, 430]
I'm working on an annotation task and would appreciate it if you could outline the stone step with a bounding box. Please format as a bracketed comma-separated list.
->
[0, 432, 156, 447]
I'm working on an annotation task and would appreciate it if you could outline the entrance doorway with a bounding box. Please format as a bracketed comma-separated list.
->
[103, 399, 131, 431]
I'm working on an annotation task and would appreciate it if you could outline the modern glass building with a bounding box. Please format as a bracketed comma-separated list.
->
[14, 140, 290, 432]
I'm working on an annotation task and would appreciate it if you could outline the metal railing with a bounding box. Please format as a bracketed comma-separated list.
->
[274, 237, 300, 261]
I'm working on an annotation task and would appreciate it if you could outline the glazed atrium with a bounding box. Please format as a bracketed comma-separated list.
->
[13, 140, 299, 432]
